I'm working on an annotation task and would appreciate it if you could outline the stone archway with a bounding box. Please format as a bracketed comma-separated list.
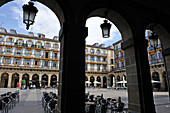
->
[11, 73, 19, 88]
[0, 72, 9, 88]
[103, 76, 107, 88]
[22, 73, 29, 89]
[90, 76, 94, 87]
[32, 74, 39, 88]
[41, 74, 48, 88]
[96, 76, 101, 87]
[147, 23, 170, 94]
[50, 74, 57, 87]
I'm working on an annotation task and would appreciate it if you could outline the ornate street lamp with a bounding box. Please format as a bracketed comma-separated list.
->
[100, 11, 112, 38]
[100, 20, 112, 38]
[22, 1, 38, 30]
[149, 32, 159, 50]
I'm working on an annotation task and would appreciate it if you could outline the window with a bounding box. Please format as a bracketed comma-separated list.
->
[111, 59, 114, 64]
[46, 43, 49, 49]
[45, 52, 48, 58]
[45, 61, 48, 67]
[85, 64, 87, 71]
[35, 61, 38, 66]
[0, 37, 2, 42]
[91, 64, 93, 71]
[5, 58, 9, 65]
[28, 41, 32, 47]
[8, 38, 12, 45]
[91, 57, 93, 62]
[36, 51, 40, 58]
[6, 48, 11, 55]
[37, 42, 41, 48]
[18, 40, 22, 46]
[98, 65, 100, 71]
[17, 49, 21, 56]
[26, 50, 30, 57]
[15, 59, 20, 66]
[26, 60, 30, 66]
[90, 49, 94, 54]
[53, 62, 56, 68]
[54, 44, 58, 50]
[54, 53, 57, 59]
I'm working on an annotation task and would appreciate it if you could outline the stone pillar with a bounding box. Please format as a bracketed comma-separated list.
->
[123, 76, 125, 87]
[57, 24, 87, 113]
[48, 75, 51, 87]
[163, 47, 170, 96]
[101, 77, 103, 87]
[122, 31, 155, 112]
[39, 74, 42, 87]
[19, 74, 22, 86]
[8, 73, 12, 88]
[94, 76, 97, 87]
[113, 77, 115, 87]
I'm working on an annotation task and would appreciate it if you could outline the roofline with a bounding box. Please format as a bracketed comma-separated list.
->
[0, 32, 59, 42]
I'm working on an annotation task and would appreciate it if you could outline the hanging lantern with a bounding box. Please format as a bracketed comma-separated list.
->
[100, 20, 112, 38]
[22, 1, 38, 30]
[149, 32, 159, 50]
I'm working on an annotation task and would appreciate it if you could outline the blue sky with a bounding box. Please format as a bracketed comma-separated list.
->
[0, 0, 122, 47]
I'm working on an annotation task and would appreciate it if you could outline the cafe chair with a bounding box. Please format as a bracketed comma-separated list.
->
[47, 100, 57, 113]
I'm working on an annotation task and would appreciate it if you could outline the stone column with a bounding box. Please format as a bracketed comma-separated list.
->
[48, 75, 51, 87]
[39, 74, 42, 87]
[163, 47, 170, 96]
[113, 77, 115, 87]
[122, 30, 155, 113]
[19, 73, 22, 86]
[94, 76, 97, 87]
[123, 76, 125, 87]
[8, 73, 12, 88]
[57, 24, 87, 113]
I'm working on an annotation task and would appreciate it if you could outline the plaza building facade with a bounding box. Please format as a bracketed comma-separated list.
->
[108, 30, 167, 90]
[0, 27, 115, 88]
[0, 27, 60, 88]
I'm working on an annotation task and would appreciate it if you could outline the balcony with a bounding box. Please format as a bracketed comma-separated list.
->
[150, 58, 164, 65]
[114, 48, 122, 52]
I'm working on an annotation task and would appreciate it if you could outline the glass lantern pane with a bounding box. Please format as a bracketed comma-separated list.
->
[103, 27, 109, 38]
[29, 11, 36, 23]
[23, 9, 29, 22]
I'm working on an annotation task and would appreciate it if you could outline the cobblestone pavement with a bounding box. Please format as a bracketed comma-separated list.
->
[0, 88, 170, 113]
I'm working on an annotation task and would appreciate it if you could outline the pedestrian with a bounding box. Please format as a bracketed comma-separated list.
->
[17, 82, 20, 90]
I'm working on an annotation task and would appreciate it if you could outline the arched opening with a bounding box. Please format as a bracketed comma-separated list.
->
[22, 73, 29, 89]
[90, 76, 94, 87]
[50, 74, 57, 87]
[11, 73, 19, 88]
[32, 74, 39, 88]
[103, 76, 107, 88]
[41, 74, 48, 88]
[152, 71, 160, 89]
[109, 74, 114, 87]
[0, 73, 9, 88]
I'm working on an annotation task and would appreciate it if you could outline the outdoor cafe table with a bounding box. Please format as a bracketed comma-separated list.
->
[85, 102, 96, 105]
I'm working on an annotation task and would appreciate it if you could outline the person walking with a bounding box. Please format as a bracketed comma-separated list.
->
[17, 82, 20, 90]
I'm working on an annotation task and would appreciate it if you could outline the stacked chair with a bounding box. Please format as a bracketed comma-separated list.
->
[0, 91, 19, 113]
[42, 92, 57, 113]
[85, 93, 127, 113]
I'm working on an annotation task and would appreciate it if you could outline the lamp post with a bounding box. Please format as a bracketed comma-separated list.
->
[22, 1, 38, 30]
[100, 11, 112, 38]
[100, 20, 112, 38]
